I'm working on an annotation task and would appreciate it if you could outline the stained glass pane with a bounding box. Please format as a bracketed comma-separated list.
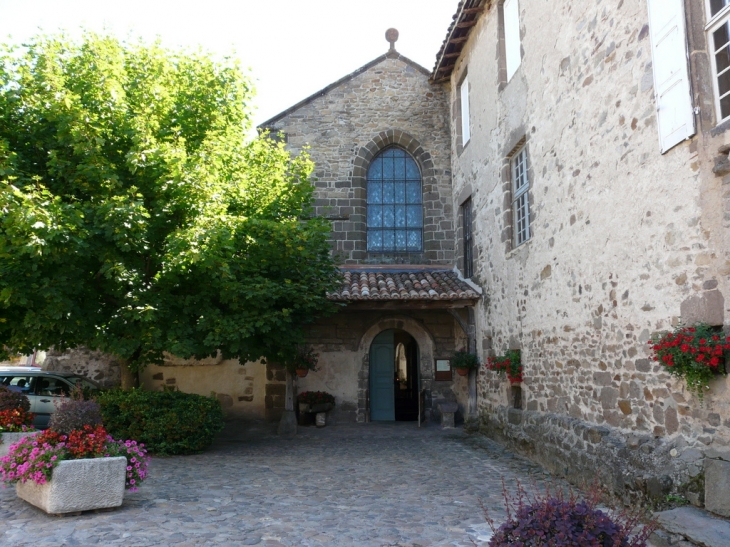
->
[407, 230, 421, 250]
[383, 182, 395, 204]
[383, 230, 395, 250]
[367, 181, 382, 204]
[405, 158, 419, 180]
[406, 205, 422, 227]
[406, 182, 421, 204]
[382, 157, 395, 180]
[394, 157, 406, 179]
[394, 182, 405, 203]
[395, 230, 407, 251]
[368, 157, 382, 180]
[368, 230, 382, 251]
[395, 205, 406, 227]
[383, 205, 395, 227]
[368, 206, 382, 227]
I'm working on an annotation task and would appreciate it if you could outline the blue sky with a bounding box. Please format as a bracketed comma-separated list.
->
[0, 0, 460, 126]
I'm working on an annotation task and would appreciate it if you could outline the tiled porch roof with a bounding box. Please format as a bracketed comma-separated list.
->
[328, 268, 480, 302]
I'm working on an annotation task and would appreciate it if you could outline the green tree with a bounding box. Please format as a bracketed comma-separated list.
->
[0, 33, 340, 386]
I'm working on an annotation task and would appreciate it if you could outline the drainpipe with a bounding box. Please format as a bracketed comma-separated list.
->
[448, 308, 478, 420]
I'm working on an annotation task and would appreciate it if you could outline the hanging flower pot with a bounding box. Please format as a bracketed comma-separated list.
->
[455, 367, 469, 377]
[295, 368, 309, 378]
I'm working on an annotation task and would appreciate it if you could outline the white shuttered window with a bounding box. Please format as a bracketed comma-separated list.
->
[504, 0, 521, 81]
[460, 75, 470, 144]
[646, 0, 695, 153]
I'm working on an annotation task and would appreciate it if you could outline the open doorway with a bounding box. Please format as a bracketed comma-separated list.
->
[369, 329, 419, 421]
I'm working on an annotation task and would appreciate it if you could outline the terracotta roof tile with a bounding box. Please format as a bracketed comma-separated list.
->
[328, 269, 480, 302]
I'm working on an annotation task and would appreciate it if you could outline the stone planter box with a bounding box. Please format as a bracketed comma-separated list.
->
[299, 402, 334, 414]
[16, 456, 127, 514]
[0, 431, 38, 458]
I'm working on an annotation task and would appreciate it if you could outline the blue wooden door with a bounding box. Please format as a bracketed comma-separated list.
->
[370, 329, 395, 421]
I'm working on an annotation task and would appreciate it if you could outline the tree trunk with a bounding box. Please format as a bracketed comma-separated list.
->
[277, 370, 297, 436]
[119, 361, 139, 390]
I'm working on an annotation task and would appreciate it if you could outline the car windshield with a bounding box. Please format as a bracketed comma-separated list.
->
[65, 376, 100, 390]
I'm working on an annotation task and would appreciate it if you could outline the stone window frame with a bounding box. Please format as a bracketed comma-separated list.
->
[352, 129, 440, 262]
[462, 196, 474, 279]
[497, 0, 522, 89]
[501, 134, 533, 254]
[453, 72, 470, 155]
[705, 0, 730, 124]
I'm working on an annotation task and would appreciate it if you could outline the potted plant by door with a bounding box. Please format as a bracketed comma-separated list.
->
[286, 346, 319, 378]
[451, 349, 479, 376]
[297, 391, 336, 414]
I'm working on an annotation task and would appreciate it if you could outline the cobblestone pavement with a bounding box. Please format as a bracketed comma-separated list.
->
[1, 420, 554, 547]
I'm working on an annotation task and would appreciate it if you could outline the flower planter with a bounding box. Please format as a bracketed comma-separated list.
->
[0, 431, 37, 458]
[299, 402, 334, 414]
[455, 367, 469, 377]
[295, 368, 309, 378]
[15, 456, 127, 514]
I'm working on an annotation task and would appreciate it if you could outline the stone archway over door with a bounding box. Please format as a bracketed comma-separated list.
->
[358, 316, 435, 423]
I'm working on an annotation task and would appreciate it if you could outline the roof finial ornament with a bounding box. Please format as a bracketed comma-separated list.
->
[386, 28, 399, 51]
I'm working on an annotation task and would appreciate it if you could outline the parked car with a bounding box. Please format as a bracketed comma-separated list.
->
[0, 367, 100, 429]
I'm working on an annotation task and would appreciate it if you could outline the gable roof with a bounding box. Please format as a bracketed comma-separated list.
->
[259, 51, 431, 128]
[328, 268, 480, 303]
[431, 0, 489, 83]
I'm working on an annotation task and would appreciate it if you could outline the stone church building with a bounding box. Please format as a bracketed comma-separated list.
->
[45, 0, 730, 508]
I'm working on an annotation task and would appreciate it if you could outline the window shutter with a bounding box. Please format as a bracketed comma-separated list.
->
[504, 0, 521, 80]
[646, 0, 695, 153]
[460, 76, 470, 144]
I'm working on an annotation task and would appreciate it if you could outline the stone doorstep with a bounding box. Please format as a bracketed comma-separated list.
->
[15, 456, 127, 514]
[653, 506, 730, 547]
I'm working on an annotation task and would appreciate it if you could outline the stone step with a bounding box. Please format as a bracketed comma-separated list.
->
[650, 506, 730, 547]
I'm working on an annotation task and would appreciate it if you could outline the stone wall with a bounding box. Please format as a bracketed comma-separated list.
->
[448, 0, 730, 505]
[44, 348, 121, 388]
[263, 50, 454, 265]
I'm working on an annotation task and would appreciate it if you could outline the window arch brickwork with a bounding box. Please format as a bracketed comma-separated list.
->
[352, 129, 448, 263]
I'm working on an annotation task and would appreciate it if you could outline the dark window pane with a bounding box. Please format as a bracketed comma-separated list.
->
[714, 24, 730, 55]
[719, 67, 730, 97]
[395, 230, 407, 251]
[383, 230, 395, 250]
[368, 157, 382, 180]
[716, 44, 730, 75]
[368, 206, 382, 227]
[367, 181, 382, 204]
[711, 0, 730, 17]
[383, 205, 395, 227]
[721, 93, 730, 120]
[383, 182, 395, 203]
[406, 205, 422, 227]
[406, 182, 421, 203]
[368, 231, 382, 251]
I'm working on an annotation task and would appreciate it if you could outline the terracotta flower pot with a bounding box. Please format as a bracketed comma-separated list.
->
[455, 367, 469, 376]
[295, 368, 309, 378]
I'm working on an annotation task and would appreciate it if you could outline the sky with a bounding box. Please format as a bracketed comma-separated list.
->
[0, 0, 461, 126]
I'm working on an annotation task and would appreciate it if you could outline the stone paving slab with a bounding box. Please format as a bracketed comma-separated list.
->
[1, 420, 553, 547]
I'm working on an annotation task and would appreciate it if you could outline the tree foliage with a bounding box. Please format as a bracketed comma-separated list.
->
[0, 33, 340, 370]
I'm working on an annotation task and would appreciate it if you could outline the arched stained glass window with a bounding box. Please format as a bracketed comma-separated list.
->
[366, 148, 423, 252]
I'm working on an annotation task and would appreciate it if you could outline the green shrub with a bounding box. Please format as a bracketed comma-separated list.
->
[97, 389, 224, 455]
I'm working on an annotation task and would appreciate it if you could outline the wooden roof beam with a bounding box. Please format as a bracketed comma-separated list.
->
[456, 20, 478, 29]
